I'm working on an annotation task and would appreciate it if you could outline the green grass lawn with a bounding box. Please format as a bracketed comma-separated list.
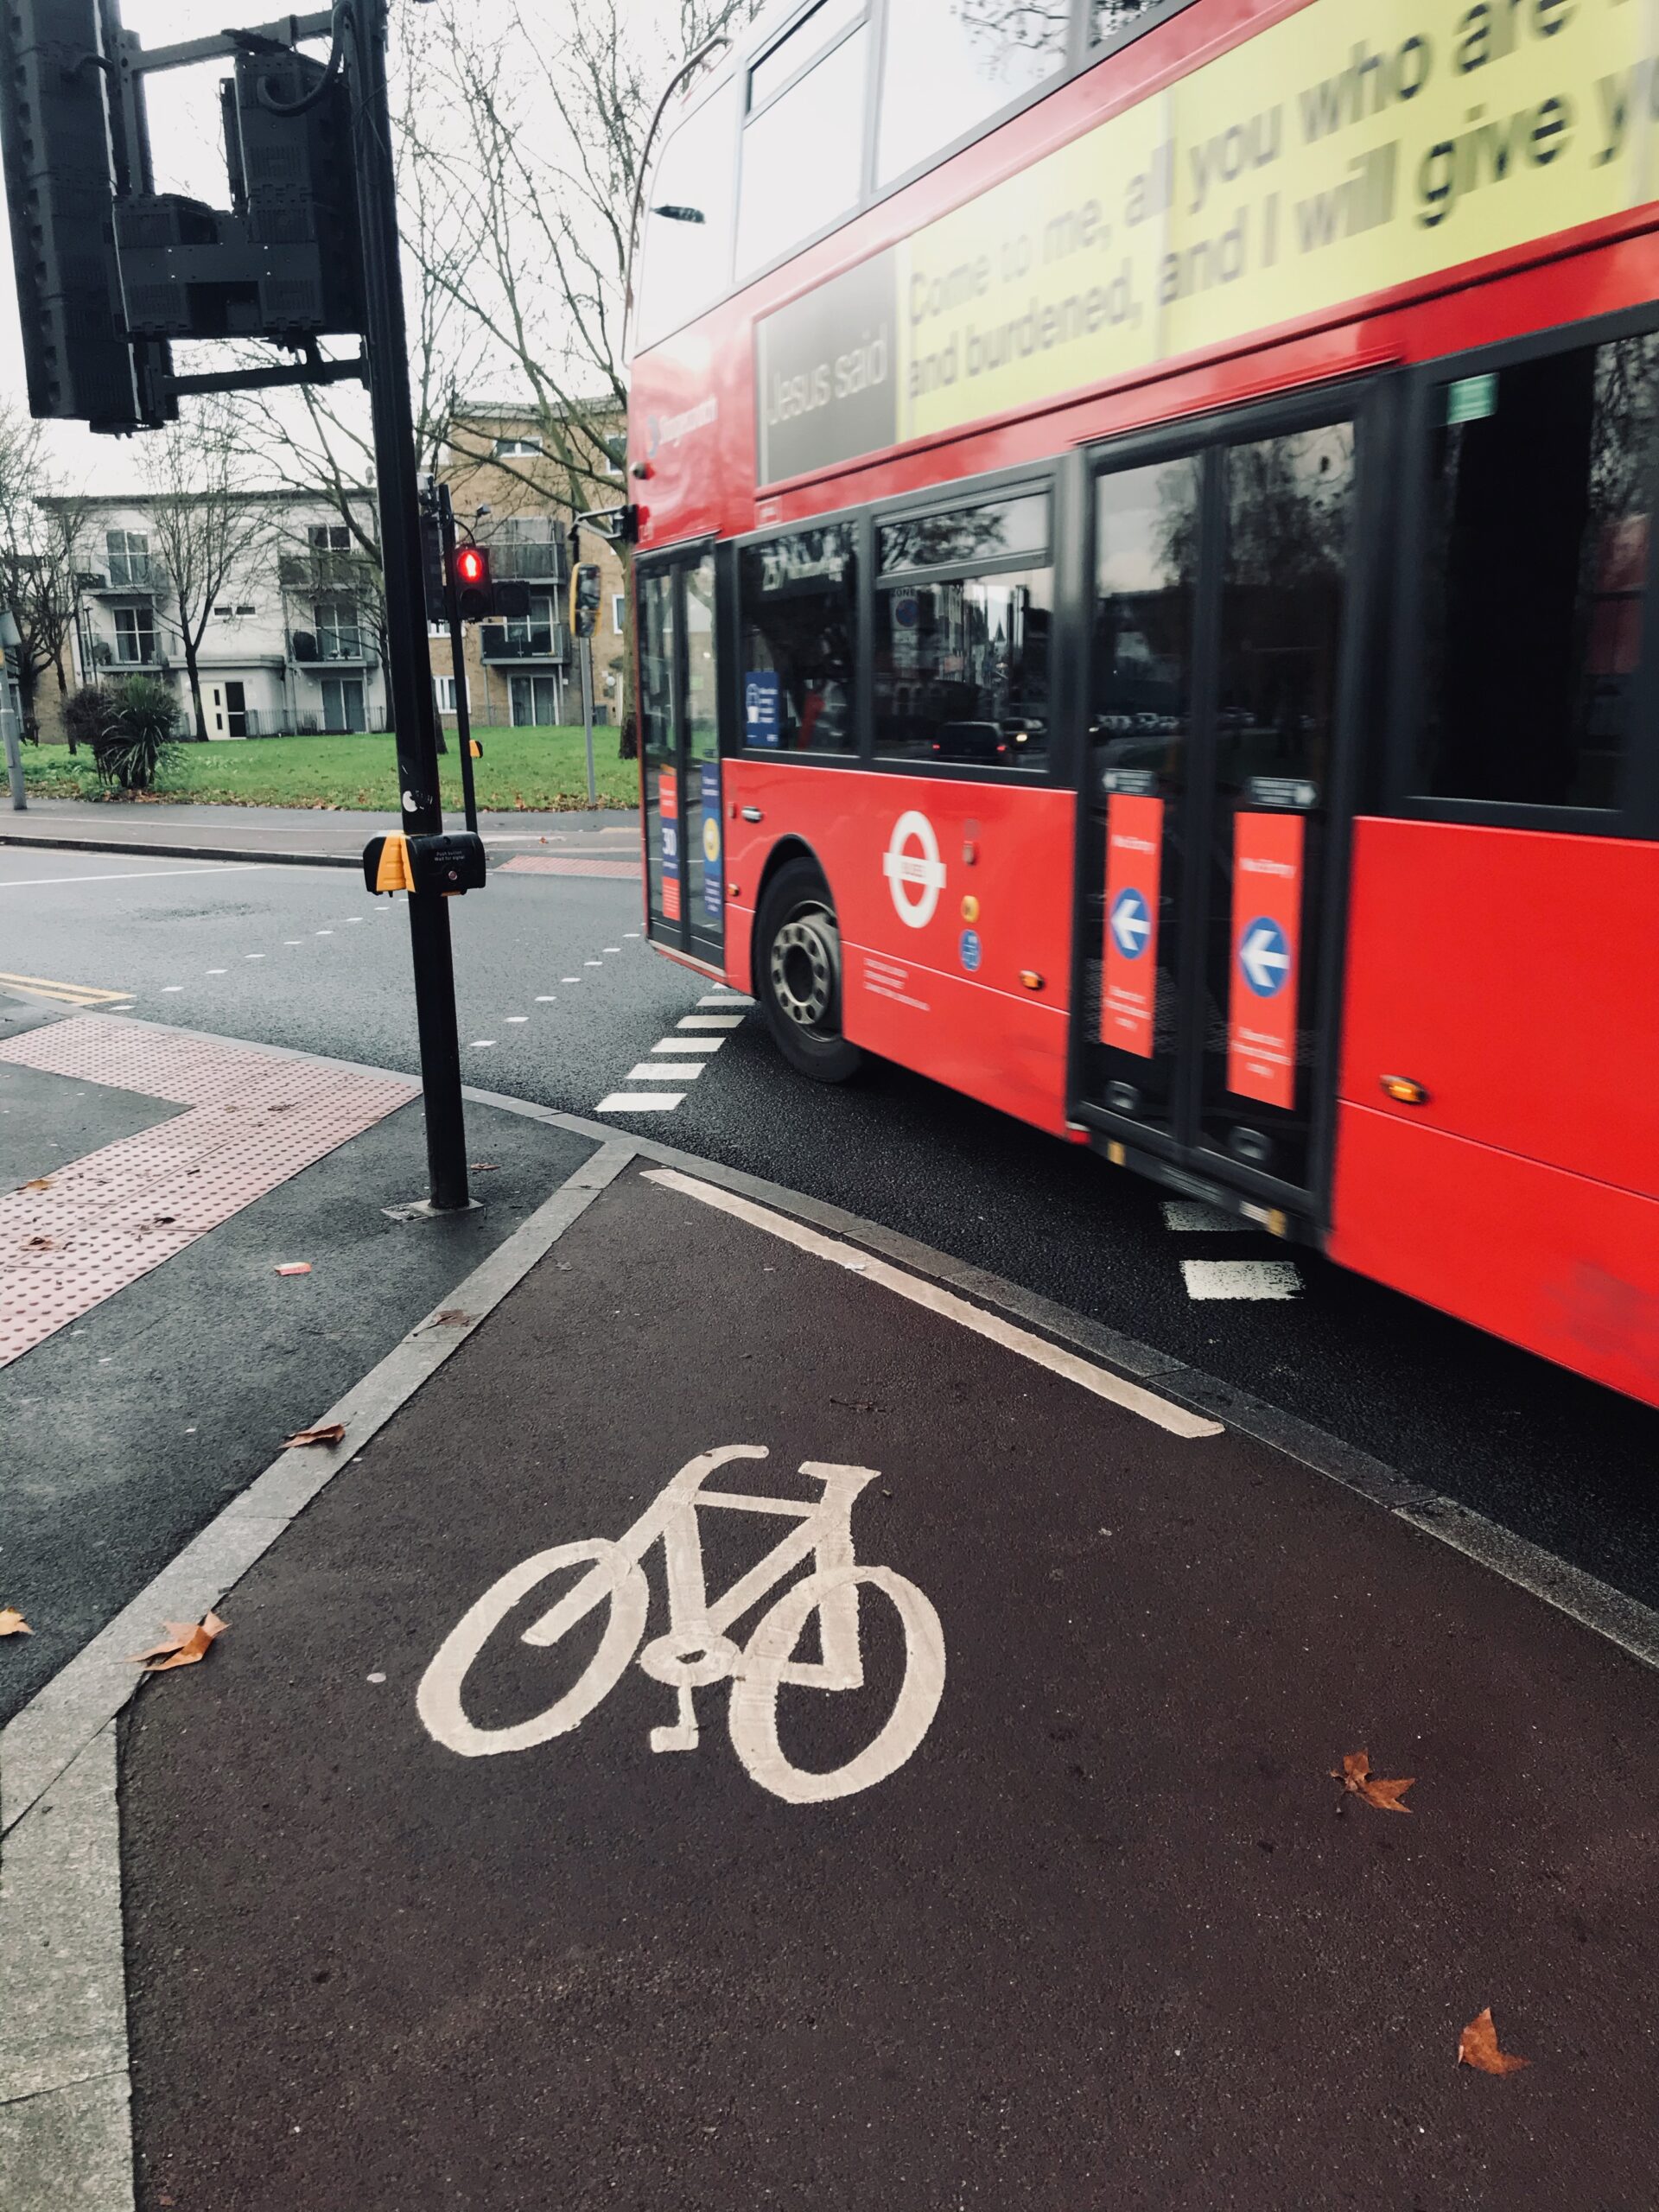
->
[22, 725, 639, 813]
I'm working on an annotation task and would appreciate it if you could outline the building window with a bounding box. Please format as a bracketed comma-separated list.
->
[315, 600, 362, 660]
[612, 594, 626, 633]
[112, 604, 156, 664]
[308, 523, 351, 552]
[874, 491, 1054, 769]
[492, 436, 543, 458]
[106, 530, 149, 588]
[1420, 331, 1659, 810]
[738, 524, 856, 753]
[434, 675, 468, 714]
[213, 604, 234, 619]
[502, 593, 557, 658]
[235, 603, 255, 615]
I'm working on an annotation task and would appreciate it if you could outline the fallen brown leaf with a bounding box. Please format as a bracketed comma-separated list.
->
[24, 1234, 55, 1250]
[1332, 1750, 1415, 1814]
[0, 1606, 33, 1637]
[468, 1162, 498, 1172]
[1459, 2006, 1529, 2075]
[275, 1262, 313, 1276]
[283, 1421, 346, 1448]
[17, 1175, 53, 1192]
[130, 1611, 226, 1673]
[429, 1309, 474, 1328]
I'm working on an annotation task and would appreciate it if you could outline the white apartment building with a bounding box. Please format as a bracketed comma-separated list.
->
[47, 490, 390, 738]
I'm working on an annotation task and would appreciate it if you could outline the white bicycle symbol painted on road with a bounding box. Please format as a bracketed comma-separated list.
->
[416, 1446, 946, 1804]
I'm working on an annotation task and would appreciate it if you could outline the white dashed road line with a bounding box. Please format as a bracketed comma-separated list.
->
[626, 1062, 705, 1081]
[1163, 1198, 1304, 1300]
[652, 1037, 721, 1053]
[1181, 1259, 1302, 1301]
[1162, 1200, 1248, 1233]
[594, 1091, 684, 1113]
[678, 1014, 745, 1031]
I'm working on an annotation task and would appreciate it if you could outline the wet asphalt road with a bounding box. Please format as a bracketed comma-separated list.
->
[3, 843, 1656, 1615]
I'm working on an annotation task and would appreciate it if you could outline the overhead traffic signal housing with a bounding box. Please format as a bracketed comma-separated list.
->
[571, 563, 601, 639]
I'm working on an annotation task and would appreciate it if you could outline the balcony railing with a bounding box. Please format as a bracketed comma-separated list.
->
[88, 560, 164, 592]
[290, 629, 372, 665]
[278, 550, 375, 592]
[483, 541, 565, 582]
[480, 622, 569, 664]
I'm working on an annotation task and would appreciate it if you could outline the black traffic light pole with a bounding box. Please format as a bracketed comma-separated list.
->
[436, 484, 480, 836]
[343, 0, 469, 1212]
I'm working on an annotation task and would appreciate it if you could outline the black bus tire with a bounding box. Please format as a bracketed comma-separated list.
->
[754, 858, 862, 1084]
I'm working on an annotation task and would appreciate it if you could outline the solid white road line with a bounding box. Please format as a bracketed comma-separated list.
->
[626, 1062, 704, 1081]
[678, 1014, 745, 1030]
[595, 1092, 684, 1113]
[1181, 1259, 1302, 1300]
[644, 1168, 1223, 1440]
[652, 1036, 721, 1053]
[1162, 1200, 1249, 1233]
[0, 863, 276, 888]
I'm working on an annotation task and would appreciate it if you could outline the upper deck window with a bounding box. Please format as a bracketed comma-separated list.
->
[736, 17, 869, 279]
[877, 0, 1069, 186]
[750, 0, 864, 111]
[1090, 0, 1162, 41]
[637, 78, 739, 353]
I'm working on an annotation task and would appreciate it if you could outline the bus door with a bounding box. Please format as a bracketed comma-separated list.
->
[1076, 391, 1375, 1217]
[639, 543, 724, 966]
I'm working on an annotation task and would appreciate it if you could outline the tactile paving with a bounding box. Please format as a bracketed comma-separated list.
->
[0, 1017, 418, 1366]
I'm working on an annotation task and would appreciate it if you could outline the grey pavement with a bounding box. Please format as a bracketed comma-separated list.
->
[1, 1019, 595, 1720]
[92, 1157, 1659, 2210]
[0, 798, 640, 868]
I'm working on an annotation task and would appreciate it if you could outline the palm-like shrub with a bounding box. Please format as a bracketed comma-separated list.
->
[91, 677, 180, 792]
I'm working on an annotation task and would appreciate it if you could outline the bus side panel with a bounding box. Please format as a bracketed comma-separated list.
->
[1330, 1108, 1659, 1407]
[724, 760, 1076, 1136]
[1330, 817, 1659, 1403]
[1336, 819, 1659, 1200]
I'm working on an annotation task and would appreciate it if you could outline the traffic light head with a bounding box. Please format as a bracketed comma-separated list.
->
[454, 543, 492, 623]
[571, 562, 602, 639]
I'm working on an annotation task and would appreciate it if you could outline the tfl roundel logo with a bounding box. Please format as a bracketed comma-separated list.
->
[882, 810, 945, 930]
[1237, 916, 1291, 998]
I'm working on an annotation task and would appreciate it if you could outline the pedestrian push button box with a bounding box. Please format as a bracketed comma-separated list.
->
[362, 831, 487, 898]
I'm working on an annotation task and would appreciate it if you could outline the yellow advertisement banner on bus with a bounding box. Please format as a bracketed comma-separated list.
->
[893, 0, 1659, 445]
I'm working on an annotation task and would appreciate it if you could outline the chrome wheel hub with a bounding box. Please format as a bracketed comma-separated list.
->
[770, 905, 839, 1033]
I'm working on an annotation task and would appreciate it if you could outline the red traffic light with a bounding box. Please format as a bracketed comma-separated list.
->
[454, 543, 493, 622]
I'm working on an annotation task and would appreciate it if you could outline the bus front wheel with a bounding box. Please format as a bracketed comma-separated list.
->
[755, 859, 861, 1084]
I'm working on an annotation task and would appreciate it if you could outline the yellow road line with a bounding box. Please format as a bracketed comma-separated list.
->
[0, 971, 132, 1006]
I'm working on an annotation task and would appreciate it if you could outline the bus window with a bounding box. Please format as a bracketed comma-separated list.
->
[750, 0, 863, 110]
[637, 79, 738, 353]
[876, 0, 1068, 186]
[1421, 330, 1659, 812]
[874, 493, 1053, 770]
[736, 22, 869, 277]
[1090, 0, 1162, 41]
[739, 524, 858, 753]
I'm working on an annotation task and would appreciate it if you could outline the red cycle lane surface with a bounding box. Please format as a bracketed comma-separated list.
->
[119, 1165, 1659, 2210]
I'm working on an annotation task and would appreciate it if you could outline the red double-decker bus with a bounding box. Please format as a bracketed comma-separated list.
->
[625, 0, 1659, 1408]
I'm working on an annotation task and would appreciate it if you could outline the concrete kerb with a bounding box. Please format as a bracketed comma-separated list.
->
[0, 1140, 632, 2211]
[0, 830, 359, 870]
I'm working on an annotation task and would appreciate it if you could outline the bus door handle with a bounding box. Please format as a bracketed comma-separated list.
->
[740, 806, 764, 823]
